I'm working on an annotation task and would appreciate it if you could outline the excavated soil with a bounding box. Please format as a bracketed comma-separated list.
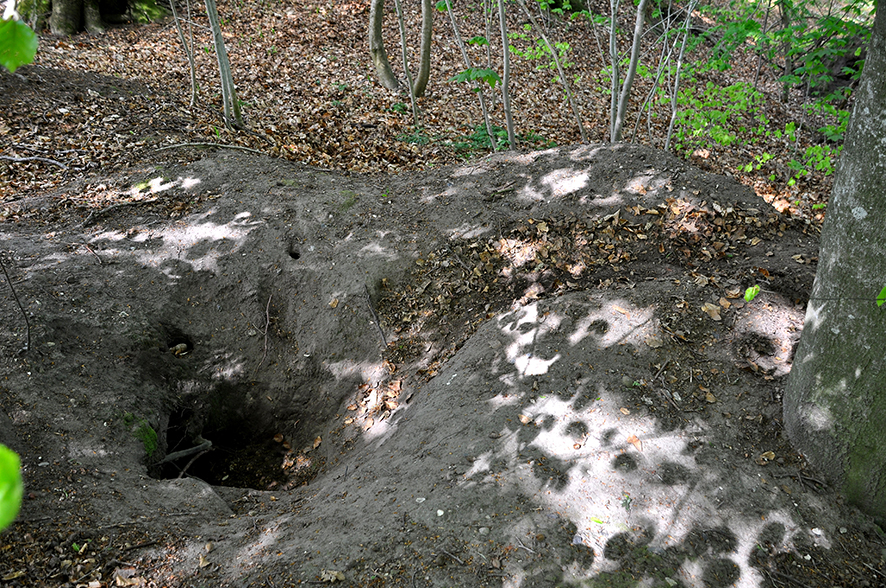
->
[1, 144, 885, 587]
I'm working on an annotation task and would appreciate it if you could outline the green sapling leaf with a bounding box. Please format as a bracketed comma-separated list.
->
[877, 285, 886, 308]
[0, 444, 23, 532]
[0, 18, 38, 74]
[744, 285, 760, 302]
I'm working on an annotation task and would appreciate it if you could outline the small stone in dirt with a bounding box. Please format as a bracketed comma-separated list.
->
[478, 527, 489, 536]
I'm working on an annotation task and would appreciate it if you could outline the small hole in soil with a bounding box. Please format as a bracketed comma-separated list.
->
[287, 243, 301, 260]
[153, 384, 322, 490]
[163, 326, 194, 355]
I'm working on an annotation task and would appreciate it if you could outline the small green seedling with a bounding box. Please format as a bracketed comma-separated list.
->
[877, 286, 886, 308]
[744, 285, 760, 302]
[0, 445, 23, 532]
[621, 493, 632, 511]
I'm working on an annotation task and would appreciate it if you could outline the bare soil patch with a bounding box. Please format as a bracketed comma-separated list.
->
[1, 142, 884, 587]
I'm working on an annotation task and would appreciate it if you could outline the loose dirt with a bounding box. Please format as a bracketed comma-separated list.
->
[1, 143, 884, 588]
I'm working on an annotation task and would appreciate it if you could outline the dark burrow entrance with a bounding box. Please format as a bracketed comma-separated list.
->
[151, 382, 324, 490]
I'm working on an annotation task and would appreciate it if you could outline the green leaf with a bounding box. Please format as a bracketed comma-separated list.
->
[744, 285, 760, 302]
[877, 285, 886, 308]
[450, 67, 501, 89]
[0, 444, 22, 531]
[435, 0, 448, 10]
[467, 36, 489, 46]
[0, 18, 38, 74]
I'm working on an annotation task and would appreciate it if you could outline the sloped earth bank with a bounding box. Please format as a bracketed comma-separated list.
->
[1, 144, 884, 588]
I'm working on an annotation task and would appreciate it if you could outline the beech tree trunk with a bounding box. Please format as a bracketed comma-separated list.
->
[369, 0, 400, 91]
[411, 0, 432, 97]
[369, 0, 433, 96]
[50, 0, 104, 35]
[784, 6, 886, 523]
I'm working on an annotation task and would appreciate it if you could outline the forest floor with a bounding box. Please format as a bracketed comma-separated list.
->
[1, 0, 885, 587]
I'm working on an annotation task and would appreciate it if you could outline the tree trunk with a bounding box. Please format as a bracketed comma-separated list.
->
[783, 6, 886, 523]
[612, 0, 647, 142]
[369, 0, 400, 91]
[412, 0, 433, 97]
[50, 0, 82, 36]
[83, 0, 104, 33]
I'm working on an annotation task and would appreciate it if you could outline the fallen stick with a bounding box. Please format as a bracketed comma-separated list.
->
[156, 142, 265, 155]
[0, 155, 68, 169]
[159, 439, 213, 464]
[0, 254, 30, 352]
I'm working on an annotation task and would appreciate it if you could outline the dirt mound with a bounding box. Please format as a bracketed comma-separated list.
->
[0, 144, 883, 587]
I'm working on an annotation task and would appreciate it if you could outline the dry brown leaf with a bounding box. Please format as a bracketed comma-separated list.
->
[518, 414, 531, 424]
[313, 436, 322, 449]
[626, 434, 642, 452]
[702, 302, 722, 321]
[705, 392, 717, 403]
[620, 407, 630, 415]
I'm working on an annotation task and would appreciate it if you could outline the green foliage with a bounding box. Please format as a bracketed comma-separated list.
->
[877, 286, 886, 308]
[397, 129, 431, 144]
[131, 0, 170, 24]
[0, 17, 38, 74]
[672, 82, 764, 153]
[0, 445, 22, 532]
[123, 413, 158, 458]
[450, 67, 502, 89]
[451, 123, 555, 154]
[744, 285, 760, 303]
[509, 30, 574, 78]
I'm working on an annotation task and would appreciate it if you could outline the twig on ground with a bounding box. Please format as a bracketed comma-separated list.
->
[156, 142, 266, 155]
[443, 244, 471, 272]
[176, 449, 211, 479]
[364, 285, 387, 347]
[160, 439, 213, 464]
[122, 541, 159, 553]
[441, 550, 464, 565]
[0, 155, 68, 169]
[770, 570, 812, 588]
[516, 538, 536, 554]
[256, 295, 272, 371]
[0, 254, 31, 352]
[70, 243, 103, 264]
[864, 563, 886, 578]
[653, 360, 670, 382]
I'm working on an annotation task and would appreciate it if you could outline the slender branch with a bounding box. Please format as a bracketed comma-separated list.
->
[0, 155, 68, 169]
[257, 295, 272, 371]
[364, 285, 387, 347]
[498, 0, 516, 148]
[0, 254, 31, 352]
[160, 440, 213, 464]
[156, 142, 265, 154]
[392, 0, 419, 126]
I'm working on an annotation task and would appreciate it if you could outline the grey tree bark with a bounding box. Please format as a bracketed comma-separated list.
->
[611, 0, 647, 142]
[498, 0, 515, 149]
[783, 5, 886, 522]
[369, 0, 432, 96]
[412, 0, 432, 97]
[50, 0, 104, 36]
[369, 0, 400, 91]
[205, 0, 243, 129]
